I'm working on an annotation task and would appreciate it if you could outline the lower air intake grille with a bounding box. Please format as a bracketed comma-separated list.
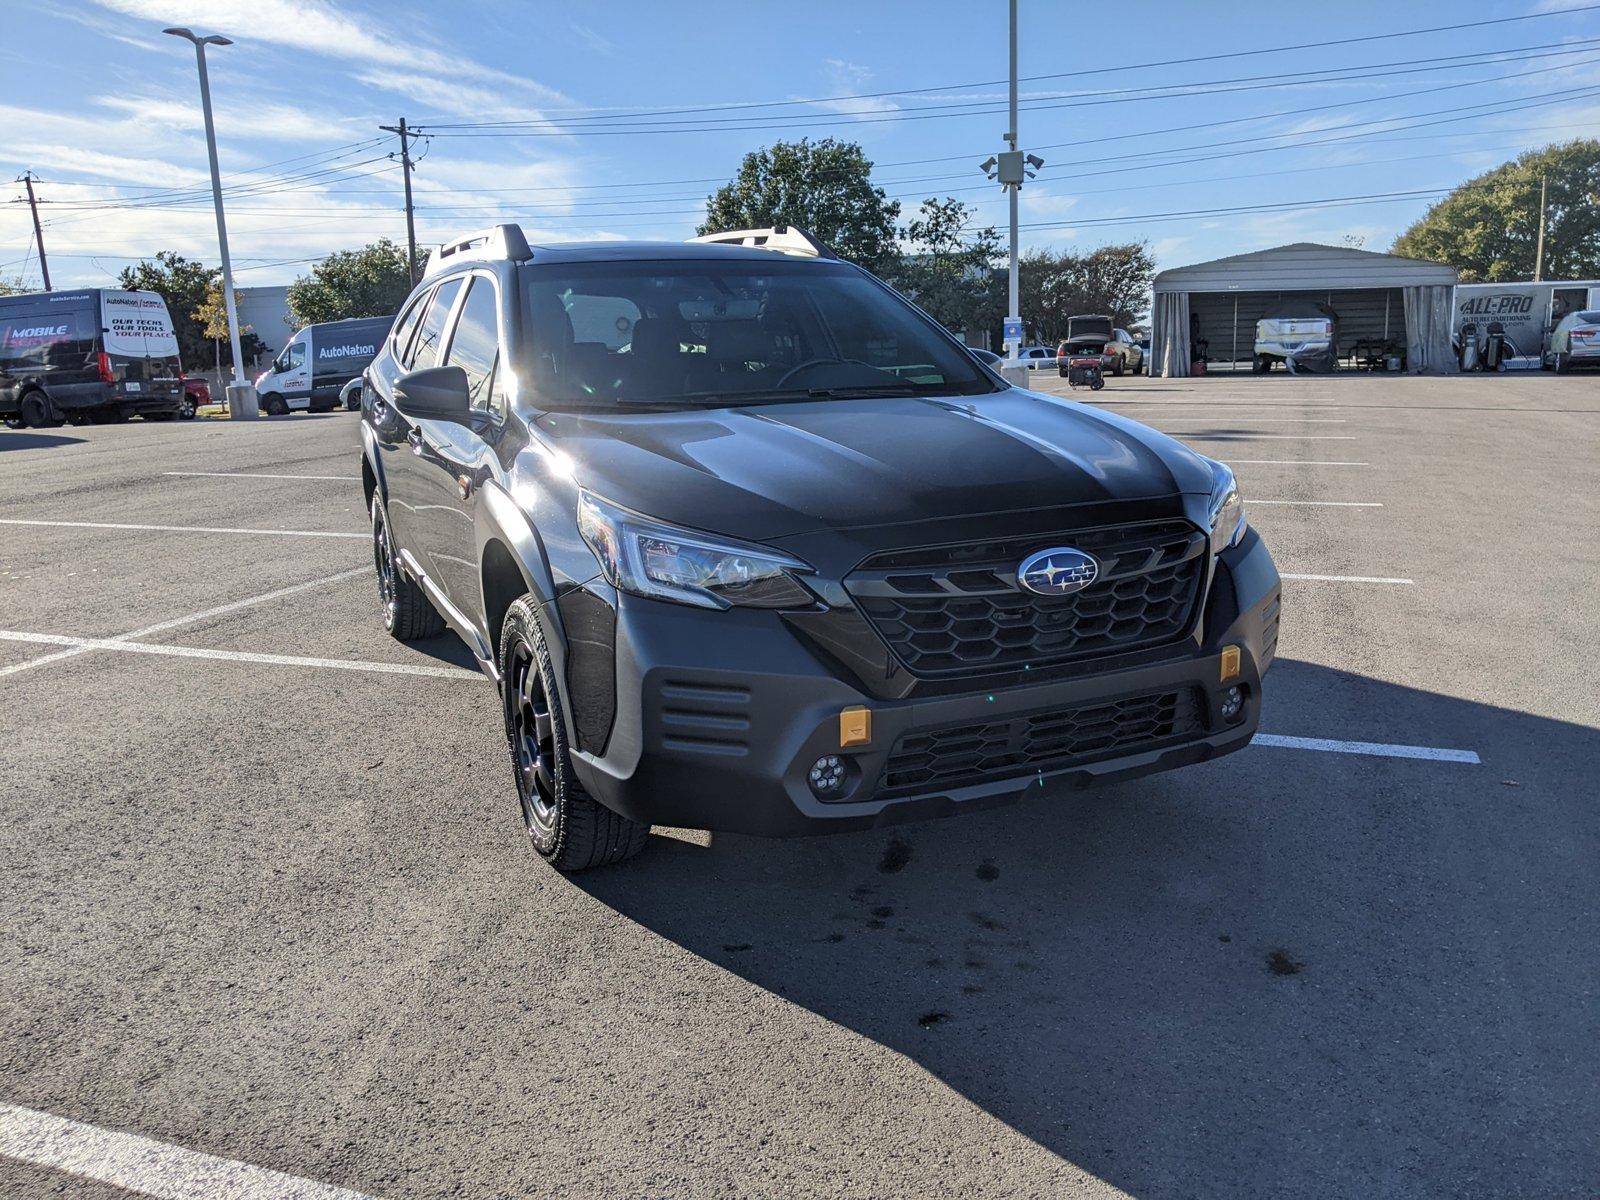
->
[879, 687, 1207, 798]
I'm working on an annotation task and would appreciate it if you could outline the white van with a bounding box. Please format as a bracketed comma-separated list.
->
[253, 315, 392, 415]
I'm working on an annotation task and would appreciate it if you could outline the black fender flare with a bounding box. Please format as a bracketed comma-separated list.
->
[359, 419, 387, 508]
[475, 481, 567, 686]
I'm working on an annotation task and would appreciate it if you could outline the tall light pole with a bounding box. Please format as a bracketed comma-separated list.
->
[164, 25, 257, 417]
[980, 0, 1041, 371]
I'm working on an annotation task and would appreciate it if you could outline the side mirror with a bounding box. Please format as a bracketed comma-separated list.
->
[394, 365, 471, 422]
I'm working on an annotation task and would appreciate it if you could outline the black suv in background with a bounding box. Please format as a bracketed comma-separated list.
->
[360, 224, 1280, 871]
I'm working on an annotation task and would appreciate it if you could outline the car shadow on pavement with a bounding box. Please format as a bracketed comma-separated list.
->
[574, 658, 1599, 1197]
[0, 431, 86, 451]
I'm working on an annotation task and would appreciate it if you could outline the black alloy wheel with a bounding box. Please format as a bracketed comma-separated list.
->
[373, 506, 398, 631]
[507, 638, 559, 836]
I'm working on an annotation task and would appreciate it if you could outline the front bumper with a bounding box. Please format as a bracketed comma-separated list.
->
[567, 527, 1281, 836]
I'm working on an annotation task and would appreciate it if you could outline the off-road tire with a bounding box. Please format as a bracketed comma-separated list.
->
[500, 597, 649, 872]
[371, 494, 444, 640]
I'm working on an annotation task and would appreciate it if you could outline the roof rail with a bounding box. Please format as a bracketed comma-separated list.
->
[687, 224, 838, 260]
[424, 223, 533, 277]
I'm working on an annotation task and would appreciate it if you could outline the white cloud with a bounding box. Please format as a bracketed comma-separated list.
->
[91, 0, 564, 95]
[806, 59, 900, 119]
[569, 23, 615, 57]
[95, 93, 363, 143]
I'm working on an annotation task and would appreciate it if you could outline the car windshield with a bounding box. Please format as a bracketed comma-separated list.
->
[518, 259, 999, 410]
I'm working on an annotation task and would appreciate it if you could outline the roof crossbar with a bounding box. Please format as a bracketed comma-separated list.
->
[687, 224, 838, 259]
[424, 224, 533, 277]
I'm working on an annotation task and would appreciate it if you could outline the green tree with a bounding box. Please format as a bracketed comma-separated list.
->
[1018, 244, 1155, 342]
[889, 197, 1004, 337]
[286, 238, 415, 326]
[1392, 140, 1600, 281]
[192, 283, 264, 375]
[117, 251, 216, 368]
[700, 138, 901, 274]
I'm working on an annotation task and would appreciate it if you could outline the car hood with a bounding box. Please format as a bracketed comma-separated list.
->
[533, 389, 1216, 542]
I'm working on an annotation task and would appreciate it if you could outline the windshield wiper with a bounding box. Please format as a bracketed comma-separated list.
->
[672, 382, 922, 405]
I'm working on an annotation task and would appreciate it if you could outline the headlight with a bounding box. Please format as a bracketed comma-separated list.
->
[1206, 460, 1247, 554]
[577, 490, 817, 610]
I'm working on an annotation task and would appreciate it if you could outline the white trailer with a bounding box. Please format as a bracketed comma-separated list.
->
[1453, 280, 1600, 369]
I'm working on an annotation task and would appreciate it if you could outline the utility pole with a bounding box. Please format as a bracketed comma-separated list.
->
[979, 0, 1041, 372]
[18, 172, 51, 291]
[381, 118, 419, 285]
[1529, 173, 1542, 284]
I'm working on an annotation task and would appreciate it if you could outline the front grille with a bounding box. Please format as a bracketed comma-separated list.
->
[845, 520, 1207, 678]
[880, 687, 1207, 798]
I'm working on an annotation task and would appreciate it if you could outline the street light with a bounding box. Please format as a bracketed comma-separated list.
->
[164, 25, 257, 418]
[980, 0, 1044, 370]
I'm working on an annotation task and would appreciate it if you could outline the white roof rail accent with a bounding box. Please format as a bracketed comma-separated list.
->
[687, 224, 837, 259]
[424, 223, 533, 277]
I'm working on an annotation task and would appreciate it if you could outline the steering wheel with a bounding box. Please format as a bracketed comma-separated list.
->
[774, 357, 875, 388]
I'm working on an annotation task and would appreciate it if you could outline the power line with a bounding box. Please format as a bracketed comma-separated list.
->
[413, 38, 1600, 136]
[410, 3, 1600, 128]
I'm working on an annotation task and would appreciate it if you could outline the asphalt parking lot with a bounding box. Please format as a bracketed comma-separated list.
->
[3, 373, 1598, 1199]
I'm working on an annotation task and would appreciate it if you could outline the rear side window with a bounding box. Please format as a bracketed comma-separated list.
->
[407, 279, 463, 369]
[444, 276, 504, 416]
[389, 291, 430, 366]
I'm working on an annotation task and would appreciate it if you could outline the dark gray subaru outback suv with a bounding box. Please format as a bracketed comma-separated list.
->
[360, 224, 1280, 871]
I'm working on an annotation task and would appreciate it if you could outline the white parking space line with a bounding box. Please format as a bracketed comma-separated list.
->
[1254, 733, 1480, 763]
[0, 567, 371, 679]
[1159, 418, 1349, 424]
[1252, 500, 1384, 507]
[0, 630, 481, 680]
[164, 470, 359, 482]
[1280, 573, 1414, 585]
[0, 518, 365, 540]
[1226, 459, 1369, 466]
[1182, 434, 1359, 441]
[0, 1102, 378, 1200]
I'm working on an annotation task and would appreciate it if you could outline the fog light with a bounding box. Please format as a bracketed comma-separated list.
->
[1220, 685, 1245, 723]
[808, 754, 848, 797]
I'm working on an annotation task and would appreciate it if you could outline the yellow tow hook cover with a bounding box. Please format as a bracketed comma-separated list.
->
[839, 706, 872, 748]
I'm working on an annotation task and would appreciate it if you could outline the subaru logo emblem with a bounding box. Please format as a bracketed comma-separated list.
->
[1017, 547, 1099, 597]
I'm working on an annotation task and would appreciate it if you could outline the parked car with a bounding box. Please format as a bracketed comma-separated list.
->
[361, 223, 1279, 872]
[1254, 303, 1339, 373]
[1547, 308, 1600, 373]
[254, 315, 392, 416]
[180, 377, 210, 419]
[339, 375, 364, 411]
[1057, 315, 1142, 376]
[0, 288, 184, 427]
[1017, 345, 1058, 369]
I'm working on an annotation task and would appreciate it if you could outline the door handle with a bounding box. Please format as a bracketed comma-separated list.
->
[407, 427, 424, 455]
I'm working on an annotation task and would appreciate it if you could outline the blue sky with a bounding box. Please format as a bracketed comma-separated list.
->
[4, 0, 1599, 291]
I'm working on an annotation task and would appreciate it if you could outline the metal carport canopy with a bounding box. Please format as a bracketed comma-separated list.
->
[1149, 242, 1459, 376]
[1153, 242, 1458, 294]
